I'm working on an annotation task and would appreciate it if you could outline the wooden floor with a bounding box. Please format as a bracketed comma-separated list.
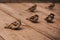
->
[0, 3, 60, 40]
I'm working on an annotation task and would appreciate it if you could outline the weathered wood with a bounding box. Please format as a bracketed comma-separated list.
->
[0, 35, 5, 40]
[0, 3, 51, 40]
[0, 3, 54, 40]
[0, 3, 60, 40]
[6, 3, 60, 39]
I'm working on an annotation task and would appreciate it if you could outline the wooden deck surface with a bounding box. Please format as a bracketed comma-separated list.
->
[0, 3, 60, 40]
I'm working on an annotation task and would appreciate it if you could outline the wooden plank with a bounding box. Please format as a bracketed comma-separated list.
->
[0, 5, 51, 40]
[18, 3, 60, 39]
[0, 35, 5, 40]
[0, 10, 17, 27]
[0, 3, 55, 40]
[5, 3, 60, 40]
